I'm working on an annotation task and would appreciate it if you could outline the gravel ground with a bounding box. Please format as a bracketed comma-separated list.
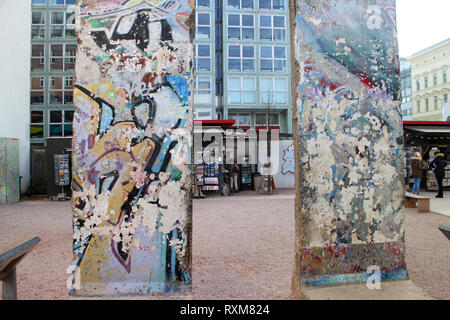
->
[0, 194, 448, 300]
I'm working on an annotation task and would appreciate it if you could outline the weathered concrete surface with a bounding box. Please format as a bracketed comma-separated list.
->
[71, 0, 194, 296]
[291, 0, 407, 292]
[305, 280, 434, 300]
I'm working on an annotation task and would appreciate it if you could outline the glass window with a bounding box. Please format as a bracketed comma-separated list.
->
[31, 11, 45, 39]
[31, 111, 44, 124]
[259, 0, 285, 10]
[228, 0, 240, 9]
[50, 44, 63, 71]
[49, 110, 74, 137]
[228, 0, 254, 9]
[32, 0, 46, 4]
[196, 13, 211, 40]
[49, 76, 73, 105]
[228, 77, 255, 104]
[31, 77, 45, 105]
[444, 71, 448, 83]
[31, 45, 45, 72]
[197, 0, 210, 8]
[260, 77, 288, 104]
[228, 14, 254, 41]
[65, 44, 76, 70]
[269, 113, 280, 125]
[444, 94, 448, 103]
[51, 12, 64, 24]
[195, 44, 211, 72]
[433, 74, 438, 86]
[424, 77, 428, 88]
[238, 113, 251, 126]
[65, 12, 76, 38]
[260, 16, 286, 41]
[32, 12, 45, 25]
[228, 45, 255, 72]
[416, 80, 420, 91]
[30, 111, 44, 138]
[260, 46, 287, 72]
[65, 77, 74, 89]
[50, 11, 73, 39]
[194, 77, 212, 104]
[425, 98, 429, 111]
[434, 96, 439, 110]
[256, 114, 267, 126]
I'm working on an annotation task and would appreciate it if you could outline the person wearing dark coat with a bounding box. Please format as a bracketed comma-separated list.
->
[411, 152, 424, 195]
[430, 151, 446, 198]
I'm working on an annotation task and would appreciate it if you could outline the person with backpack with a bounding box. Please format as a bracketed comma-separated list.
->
[430, 150, 447, 198]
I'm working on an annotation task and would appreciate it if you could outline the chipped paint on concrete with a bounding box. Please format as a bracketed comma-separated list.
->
[71, 0, 193, 296]
[292, 0, 408, 287]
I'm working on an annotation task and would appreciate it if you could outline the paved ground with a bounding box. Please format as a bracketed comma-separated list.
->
[0, 189, 449, 300]
[304, 280, 434, 300]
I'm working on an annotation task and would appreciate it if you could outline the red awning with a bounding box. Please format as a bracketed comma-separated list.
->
[194, 120, 235, 129]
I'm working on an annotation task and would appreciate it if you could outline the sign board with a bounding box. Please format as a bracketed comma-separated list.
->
[54, 154, 70, 186]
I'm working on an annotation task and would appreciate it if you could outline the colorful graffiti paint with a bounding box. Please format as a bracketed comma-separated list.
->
[71, 0, 193, 296]
[281, 143, 295, 175]
[292, 0, 407, 287]
[0, 138, 20, 204]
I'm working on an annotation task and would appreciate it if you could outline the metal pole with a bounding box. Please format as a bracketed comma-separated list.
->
[2, 267, 17, 300]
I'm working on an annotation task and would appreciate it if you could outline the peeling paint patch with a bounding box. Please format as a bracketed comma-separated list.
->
[71, 0, 193, 296]
[293, 0, 407, 287]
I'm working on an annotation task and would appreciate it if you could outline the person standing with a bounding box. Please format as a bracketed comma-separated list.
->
[411, 152, 423, 195]
[231, 162, 239, 192]
[431, 150, 446, 198]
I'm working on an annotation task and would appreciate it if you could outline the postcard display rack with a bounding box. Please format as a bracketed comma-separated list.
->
[195, 150, 221, 193]
[426, 167, 450, 191]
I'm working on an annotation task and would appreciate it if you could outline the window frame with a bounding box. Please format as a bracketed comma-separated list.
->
[48, 109, 74, 137]
[48, 76, 74, 105]
[228, 77, 256, 105]
[258, 0, 285, 11]
[196, 12, 211, 40]
[227, 14, 255, 41]
[194, 76, 212, 104]
[30, 110, 45, 139]
[259, 15, 286, 42]
[259, 45, 288, 73]
[49, 43, 77, 72]
[227, 0, 255, 10]
[31, 77, 45, 106]
[227, 44, 255, 72]
[195, 44, 211, 72]
[260, 77, 288, 105]
[196, 0, 210, 8]
[31, 10, 46, 40]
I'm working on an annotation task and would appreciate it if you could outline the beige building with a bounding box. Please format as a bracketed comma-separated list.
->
[410, 38, 450, 121]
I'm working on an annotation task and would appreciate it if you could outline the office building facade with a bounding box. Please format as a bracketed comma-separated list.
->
[410, 38, 450, 121]
[194, 0, 293, 134]
[400, 57, 413, 120]
[30, 0, 76, 144]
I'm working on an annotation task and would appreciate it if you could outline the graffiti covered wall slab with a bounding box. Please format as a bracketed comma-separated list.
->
[292, 0, 407, 287]
[0, 138, 20, 204]
[71, 0, 193, 296]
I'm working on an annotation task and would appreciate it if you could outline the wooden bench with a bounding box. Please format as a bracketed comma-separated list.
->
[438, 225, 450, 241]
[405, 192, 431, 212]
[0, 237, 41, 300]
